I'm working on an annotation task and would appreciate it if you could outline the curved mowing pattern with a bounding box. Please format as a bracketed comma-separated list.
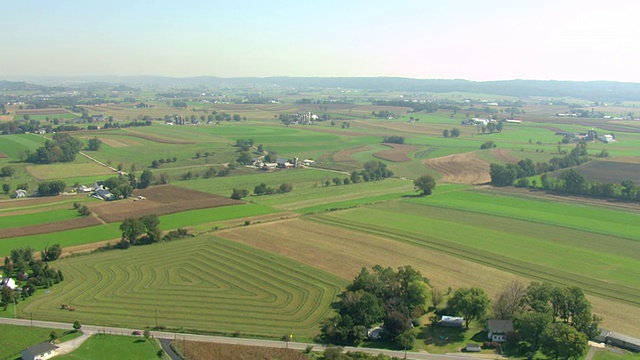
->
[20, 236, 345, 339]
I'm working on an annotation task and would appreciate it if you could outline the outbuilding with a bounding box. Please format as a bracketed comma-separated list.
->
[20, 341, 59, 360]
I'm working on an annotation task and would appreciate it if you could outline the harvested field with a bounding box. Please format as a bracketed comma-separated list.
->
[423, 152, 491, 184]
[90, 185, 241, 223]
[571, 160, 640, 184]
[172, 341, 309, 360]
[0, 152, 7, 158]
[14, 108, 69, 115]
[94, 136, 141, 148]
[373, 143, 420, 162]
[490, 148, 519, 163]
[217, 218, 527, 293]
[120, 129, 196, 144]
[0, 115, 13, 121]
[0, 195, 81, 210]
[331, 146, 370, 163]
[26, 162, 114, 180]
[0, 216, 101, 239]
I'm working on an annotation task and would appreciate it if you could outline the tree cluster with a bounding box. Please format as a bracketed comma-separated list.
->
[442, 128, 461, 138]
[359, 160, 394, 182]
[490, 143, 589, 187]
[86, 137, 102, 151]
[151, 157, 178, 168]
[493, 281, 597, 359]
[119, 214, 162, 247]
[2, 246, 64, 310]
[27, 133, 82, 164]
[37, 180, 66, 196]
[1, 166, 15, 178]
[254, 182, 293, 196]
[320, 265, 431, 347]
[480, 141, 496, 149]
[383, 136, 405, 144]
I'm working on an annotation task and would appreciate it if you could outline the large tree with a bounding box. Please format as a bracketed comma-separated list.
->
[540, 323, 587, 360]
[515, 311, 552, 351]
[447, 287, 491, 328]
[413, 174, 436, 196]
[493, 280, 527, 319]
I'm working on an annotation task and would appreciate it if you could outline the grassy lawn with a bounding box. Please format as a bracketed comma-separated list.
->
[57, 334, 161, 360]
[17, 235, 346, 341]
[0, 324, 81, 359]
[592, 349, 640, 360]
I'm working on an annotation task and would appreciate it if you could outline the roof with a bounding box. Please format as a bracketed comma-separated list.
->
[22, 341, 58, 357]
[608, 331, 640, 347]
[487, 319, 514, 333]
[465, 343, 481, 352]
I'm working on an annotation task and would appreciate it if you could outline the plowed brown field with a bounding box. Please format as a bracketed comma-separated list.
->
[90, 185, 240, 223]
[373, 143, 420, 162]
[422, 152, 491, 184]
[331, 146, 370, 163]
[0, 216, 102, 239]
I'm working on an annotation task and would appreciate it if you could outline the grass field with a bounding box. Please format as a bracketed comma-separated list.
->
[592, 349, 640, 360]
[312, 201, 640, 303]
[57, 334, 162, 360]
[17, 236, 346, 341]
[0, 324, 81, 359]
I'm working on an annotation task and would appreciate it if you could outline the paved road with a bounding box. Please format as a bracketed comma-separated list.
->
[0, 318, 489, 360]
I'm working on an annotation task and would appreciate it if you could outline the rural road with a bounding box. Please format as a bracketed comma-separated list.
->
[0, 318, 492, 360]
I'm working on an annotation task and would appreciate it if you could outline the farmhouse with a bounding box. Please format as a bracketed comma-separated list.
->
[486, 319, 513, 342]
[20, 341, 59, 360]
[440, 315, 464, 328]
[0, 275, 17, 290]
[93, 189, 114, 201]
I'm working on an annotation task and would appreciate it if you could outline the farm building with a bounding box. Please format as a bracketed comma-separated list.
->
[440, 315, 464, 328]
[486, 319, 513, 342]
[464, 343, 481, 352]
[602, 134, 616, 143]
[14, 189, 27, 198]
[596, 329, 640, 352]
[93, 189, 114, 201]
[20, 341, 59, 360]
[0, 275, 17, 290]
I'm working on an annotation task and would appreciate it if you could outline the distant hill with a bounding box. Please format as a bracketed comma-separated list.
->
[3, 76, 640, 102]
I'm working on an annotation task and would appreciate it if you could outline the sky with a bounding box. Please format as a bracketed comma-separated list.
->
[3, 0, 640, 82]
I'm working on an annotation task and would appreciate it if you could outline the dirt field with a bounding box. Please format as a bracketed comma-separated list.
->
[120, 129, 196, 144]
[89, 185, 240, 223]
[172, 341, 309, 360]
[0, 195, 80, 210]
[14, 108, 69, 115]
[0, 216, 102, 239]
[97, 136, 141, 148]
[423, 152, 491, 184]
[0, 115, 13, 121]
[489, 148, 519, 163]
[373, 143, 420, 162]
[331, 146, 370, 163]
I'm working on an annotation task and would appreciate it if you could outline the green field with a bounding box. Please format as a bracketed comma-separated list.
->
[17, 236, 346, 340]
[57, 334, 162, 360]
[0, 323, 81, 359]
[311, 190, 640, 306]
[0, 208, 80, 229]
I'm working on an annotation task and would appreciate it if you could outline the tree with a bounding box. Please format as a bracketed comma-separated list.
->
[450, 128, 461, 137]
[493, 281, 527, 319]
[139, 170, 154, 189]
[447, 287, 491, 328]
[50, 331, 58, 341]
[236, 152, 253, 165]
[443, 129, 450, 138]
[87, 137, 102, 151]
[73, 320, 82, 331]
[490, 163, 518, 186]
[2, 183, 10, 194]
[0, 166, 15, 177]
[384, 310, 412, 339]
[539, 323, 587, 360]
[414, 174, 436, 196]
[120, 217, 145, 244]
[278, 183, 293, 193]
[41, 244, 62, 262]
[396, 330, 416, 352]
[515, 311, 552, 351]
[231, 188, 249, 200]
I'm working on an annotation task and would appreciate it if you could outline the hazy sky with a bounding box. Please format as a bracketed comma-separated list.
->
[3, 0, 640, 82]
